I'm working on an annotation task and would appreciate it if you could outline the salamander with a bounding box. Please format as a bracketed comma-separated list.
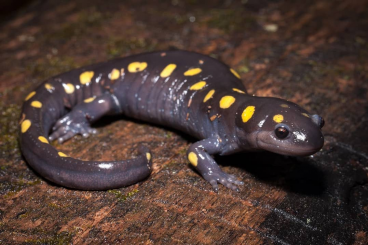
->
[19, 50, 324, 191]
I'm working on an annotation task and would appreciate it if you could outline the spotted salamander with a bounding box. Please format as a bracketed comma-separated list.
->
[20, 50, 324, 191]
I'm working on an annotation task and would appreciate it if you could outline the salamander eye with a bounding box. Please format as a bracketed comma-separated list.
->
[275, 124, 289, 139]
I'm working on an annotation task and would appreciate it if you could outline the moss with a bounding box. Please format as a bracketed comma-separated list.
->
[355, 36, 366, 45]
[24, 231, 73, 245]
[106, 37, 157, 58]
[206, 9, 256, 33]
[47, 202, 62, 209]
[2, 179, 42, 198]
[178, 148, 187, 155]
[46, 8, 106, 42]
[0, 103, 21, 159]
[26, 56, 77, 81]
[18, 212, 29, 219]
[185, 0, 199, 5]
[140, 6, 188, 25]
[166, 161, 177, 167]
[108, 189, 139, 202]
[235, 58, 251, 74]
[307, 60, 354, 87]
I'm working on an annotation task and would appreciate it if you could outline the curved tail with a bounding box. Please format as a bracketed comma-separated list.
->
[19, 80, 152, 191]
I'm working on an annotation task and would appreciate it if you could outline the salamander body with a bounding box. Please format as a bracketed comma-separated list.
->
[20, 50, 324, 191]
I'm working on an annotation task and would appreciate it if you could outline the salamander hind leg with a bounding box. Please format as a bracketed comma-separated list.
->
[187, 137, 244, 192]
[49, 110, 97, 143]
[49, 93, 121, 143]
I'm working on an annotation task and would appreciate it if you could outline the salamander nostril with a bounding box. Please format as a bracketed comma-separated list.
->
[311, 114, 324, 128]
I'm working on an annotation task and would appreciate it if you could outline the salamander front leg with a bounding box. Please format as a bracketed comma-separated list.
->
[187, 137, 244, 192]
[49, 93, 121, 143]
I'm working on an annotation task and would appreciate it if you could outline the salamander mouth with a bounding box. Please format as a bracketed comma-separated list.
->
[256, 135, 322, 156]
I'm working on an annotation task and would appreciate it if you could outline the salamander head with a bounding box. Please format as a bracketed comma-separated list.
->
[236, 98, 324, 156]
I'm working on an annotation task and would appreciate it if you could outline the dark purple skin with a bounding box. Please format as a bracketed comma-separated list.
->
[19, 50, 324, 191]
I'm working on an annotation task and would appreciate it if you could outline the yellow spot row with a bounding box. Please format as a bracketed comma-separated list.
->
[41, 63, 242, 98]
[78, 61, 149, 87]
[22, 123, 68, 157]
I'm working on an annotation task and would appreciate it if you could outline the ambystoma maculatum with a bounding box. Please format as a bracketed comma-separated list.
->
[19, 50, 324, 191]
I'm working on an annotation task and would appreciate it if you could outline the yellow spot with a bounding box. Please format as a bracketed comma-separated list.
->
[160, 64, 177, 78]
[184, 68, 202, 76]
[273, 114, 284, 123]
[188, 152, 198, 167]
[230, 68, 241, 79]
[128, 62, 147, 73]
[58, 152, 68, 157]
[109, 68, 120, 80]
[146, 152, 151, 161]
[84, 97, 95, 103]
[233, 88, 245, 94]
[45, 83, 54, 91]
[63, 83, 75, 94]
[38, 136, 49, 144]
[241, 106, 255, 123]
[190, 81, 206, 90]
[302, 113, 310, 118]
[31, 101, 42, 108]
[25, 91, 36, 101]
[219, 96, 236, 109]
[203, 89, 215, 102]
[21, 119, 31, 133]
[80, 71, 94, 84]
[280, 104, 289, 108]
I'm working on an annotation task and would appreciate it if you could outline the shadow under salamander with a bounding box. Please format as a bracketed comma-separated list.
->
[215, 152, 327, 196]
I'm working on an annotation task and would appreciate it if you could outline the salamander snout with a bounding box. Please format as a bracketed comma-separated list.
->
[311, 114, 325, 129]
